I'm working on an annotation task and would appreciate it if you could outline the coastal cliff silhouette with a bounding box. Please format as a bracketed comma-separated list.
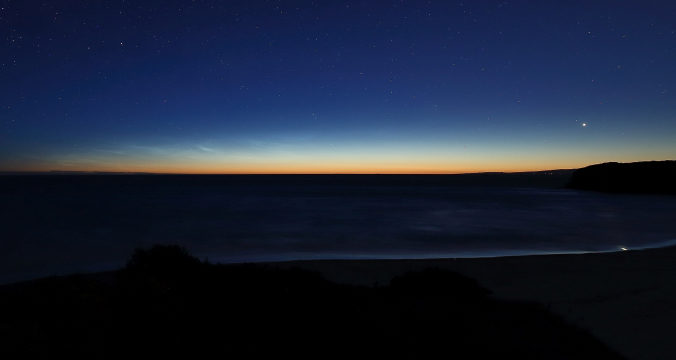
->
[567, 160, 676, 194]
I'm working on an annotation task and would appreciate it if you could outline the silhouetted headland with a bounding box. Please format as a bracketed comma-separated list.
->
[567, 160, 676, 194]
[0, 245, 624, 359]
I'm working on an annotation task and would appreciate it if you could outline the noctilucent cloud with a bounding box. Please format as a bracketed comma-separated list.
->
[1, 1, 675, 173]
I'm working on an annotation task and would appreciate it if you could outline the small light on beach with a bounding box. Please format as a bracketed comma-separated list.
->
[620, 247, 628, 251]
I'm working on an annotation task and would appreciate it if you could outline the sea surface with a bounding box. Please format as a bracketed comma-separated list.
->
[1, 174, 675, 284]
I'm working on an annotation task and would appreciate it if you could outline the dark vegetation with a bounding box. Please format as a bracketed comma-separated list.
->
[0, 245, 623, 359]
[567, 160, 676, 194]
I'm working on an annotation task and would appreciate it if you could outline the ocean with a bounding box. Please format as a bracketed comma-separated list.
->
[1, 174, 675, 284]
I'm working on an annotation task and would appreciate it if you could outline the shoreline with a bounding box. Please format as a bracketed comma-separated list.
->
[212, 239, 676, 264]
[5, 239, 676, 287]
[6, 241, 674, 287]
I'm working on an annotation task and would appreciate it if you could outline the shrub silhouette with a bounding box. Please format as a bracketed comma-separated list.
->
[389, 267, 490, 299]
[125, 244, 201, 274]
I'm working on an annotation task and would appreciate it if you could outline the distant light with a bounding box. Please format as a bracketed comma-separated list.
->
[620, 247, 628, 251]
[581, 122, 587, 127]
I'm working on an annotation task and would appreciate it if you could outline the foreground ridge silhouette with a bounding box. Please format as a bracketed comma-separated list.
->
[0, 245, 624, 359]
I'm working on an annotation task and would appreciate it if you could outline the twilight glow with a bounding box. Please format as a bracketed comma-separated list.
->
[1, 1, 675, 173]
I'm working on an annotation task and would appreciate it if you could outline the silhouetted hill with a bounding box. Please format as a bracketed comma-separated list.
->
[0, 245, 624, 359]
[567, 161, 676, 194]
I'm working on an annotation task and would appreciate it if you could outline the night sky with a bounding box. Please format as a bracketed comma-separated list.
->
[1, 0, 675, 173]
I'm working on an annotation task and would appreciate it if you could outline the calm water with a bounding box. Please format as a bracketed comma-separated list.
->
[1, 174, 675, 284]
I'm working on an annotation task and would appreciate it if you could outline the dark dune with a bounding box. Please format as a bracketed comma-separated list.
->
[567, 160, 676, 194]
[0, 245, 623, 359]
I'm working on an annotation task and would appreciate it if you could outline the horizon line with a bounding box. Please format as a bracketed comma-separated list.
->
[0, 169, 577, 176]
[3, 160, 672, 176]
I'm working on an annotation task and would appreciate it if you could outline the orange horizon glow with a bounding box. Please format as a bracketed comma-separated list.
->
[1, 162, 588, 175]
[5, 151, 673, 175]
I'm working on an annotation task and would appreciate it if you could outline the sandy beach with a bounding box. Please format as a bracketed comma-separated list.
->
[271, 246, 676, 360]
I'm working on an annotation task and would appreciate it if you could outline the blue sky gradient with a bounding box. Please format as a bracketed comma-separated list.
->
[1, 0, 675, 173]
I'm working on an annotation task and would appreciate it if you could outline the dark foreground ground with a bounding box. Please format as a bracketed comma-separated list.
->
[0, 245, 623, 359]
[278, 246, 676, 360]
